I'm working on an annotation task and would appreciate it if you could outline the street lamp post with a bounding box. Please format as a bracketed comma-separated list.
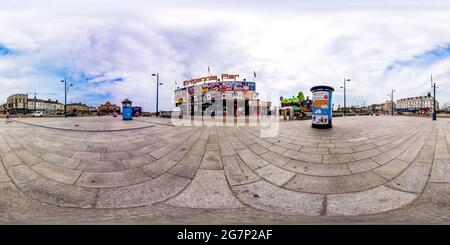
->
[152, 73, 163, 117]
[340, 78, 351, 116]
[33, 92, 37, 112]
[392, 89, 395, 116]
[60, 78, 73, 118]
[431, 75, 437, 121]
[387, 89, 395, 116]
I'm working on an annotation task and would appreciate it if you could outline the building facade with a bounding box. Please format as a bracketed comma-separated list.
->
[0, 103, 6, 113]
[28, 99, 64, 114]
[98, 101, 121, 114]
[66, 103, 89, 114]
[5, 94, 64, 114]
[6, 94, 28, 114]
[396, 96, 439, 112]
[174, 74, 271, 118]
[382, 100, 396, 114]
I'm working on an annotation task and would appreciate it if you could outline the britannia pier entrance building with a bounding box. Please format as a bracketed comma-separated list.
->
[174, 74, 271, 118]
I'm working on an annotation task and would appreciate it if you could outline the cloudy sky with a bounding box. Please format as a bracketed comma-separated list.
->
[1, 0, 450, 111]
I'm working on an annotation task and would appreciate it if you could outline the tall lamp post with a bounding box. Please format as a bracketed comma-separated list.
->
[431, 74, 437, 121]
[387, 89, 395, 116]
[60, 78, 73, 118]
[340, 78, 351, 116]
[30, 92, 37, 112]
[152, 73, 163, 117]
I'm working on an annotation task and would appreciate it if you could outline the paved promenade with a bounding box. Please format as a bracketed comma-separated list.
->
[0, 116, 449, 223]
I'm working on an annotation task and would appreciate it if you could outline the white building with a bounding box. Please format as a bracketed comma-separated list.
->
[396, 96, 439, 111]
[28, 99, 64, 114]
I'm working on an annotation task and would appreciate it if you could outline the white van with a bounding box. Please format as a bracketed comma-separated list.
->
[31, 111, 44, 117]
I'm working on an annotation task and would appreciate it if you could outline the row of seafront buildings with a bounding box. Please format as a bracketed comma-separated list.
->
[335, 95, 444, 115]
[359, 95, 444, 115]
[0, 93, 121, 115]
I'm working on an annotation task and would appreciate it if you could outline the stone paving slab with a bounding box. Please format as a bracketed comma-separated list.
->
[0, 160, 10, 183]
[329, 147, 354, 154]
[0, 142, 12, 153]
[430, 159, 450, 183]
[41, 153, 81, 169]
[283, 160, 350, 176]
[372, 148, 404, 165]
[283, 150, 323, 163]
[347, 159, 380, 174]
[351, 148, 382, 161]
[72, 152, 101, 161]
[327, 185, 417, 216]
[19, 177, 98, 208]
[222, 155, 260, 186]
[32, 161, 82, 185]
[75, 168, 150, 188]
[232, 180, 324, 215]
[165, 170, 243, 209]
[237, 149, 269, 170]
[255, 164, 295, 186]
[259, 151, 290, 167]
[76, 160, 126, 172]
[121, 155, 155, 169]
[219, 140, 237, 157]
[267, 145, 288, 155]
[415, 145, 436, 164]
[149, 147, 173, 159]
[386, 161, 431, 193]
[200, 151, 223, 170]
[101, 151, 131, 161]
[96, 173, 190, 208]
[15, 149, 42, 166]
[322, 154, 354, 164]
[140, 157, 178, 178]
[169, 154, 202, 179]
[0, 152, 23, 168]
[373, 158, 411, 179]
[284, 171, 385, 194]
[7, 164, 40, 184]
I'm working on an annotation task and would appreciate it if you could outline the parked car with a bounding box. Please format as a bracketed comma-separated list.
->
[66, 112, 77, 117]
[31, 111, 44, 117]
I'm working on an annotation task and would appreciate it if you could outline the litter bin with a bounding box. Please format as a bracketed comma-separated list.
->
[310, 85, 334, 128]
[122, 99, 133, 121]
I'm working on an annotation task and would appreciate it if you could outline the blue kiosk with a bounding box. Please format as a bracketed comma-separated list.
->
[122, 99, 133, 120]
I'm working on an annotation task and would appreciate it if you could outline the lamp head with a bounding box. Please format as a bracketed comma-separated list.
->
[152, 74, 157, 76]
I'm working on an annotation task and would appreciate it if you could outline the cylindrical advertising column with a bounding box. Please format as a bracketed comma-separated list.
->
[310, 86, 334, 128]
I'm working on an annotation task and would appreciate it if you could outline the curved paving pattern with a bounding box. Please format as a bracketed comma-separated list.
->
[1, 116, 450, 221]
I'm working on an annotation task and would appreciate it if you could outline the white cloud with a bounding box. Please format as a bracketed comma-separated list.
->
[0, 0, 450, 110]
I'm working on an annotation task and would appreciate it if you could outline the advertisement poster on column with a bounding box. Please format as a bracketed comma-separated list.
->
[312, 91, 331, 125]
